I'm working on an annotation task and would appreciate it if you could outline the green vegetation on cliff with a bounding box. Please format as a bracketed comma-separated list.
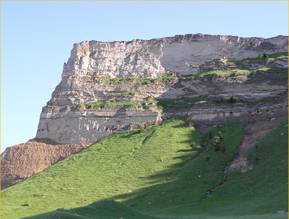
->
[84, 74, 178, 85]
[81, 96, 160, 111]
[82, 52, 288, 85]
[1, 119, 287, 219]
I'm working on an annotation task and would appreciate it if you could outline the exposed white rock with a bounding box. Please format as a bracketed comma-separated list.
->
[37, 109, 159, 144]
[62, 34, 287, 78]
[35, 33, 288, 144]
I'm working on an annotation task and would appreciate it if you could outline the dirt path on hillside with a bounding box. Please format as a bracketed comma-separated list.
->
[228, 117, 284, 173]
[206, 117, 285, 196]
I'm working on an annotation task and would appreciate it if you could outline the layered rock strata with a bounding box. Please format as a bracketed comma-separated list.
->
[2, 33, 288, 188]
[36, 34, 288, 144]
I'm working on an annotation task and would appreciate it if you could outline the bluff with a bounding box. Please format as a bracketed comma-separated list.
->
[1, 33, 288, 188]
[36, 34, 287, 144]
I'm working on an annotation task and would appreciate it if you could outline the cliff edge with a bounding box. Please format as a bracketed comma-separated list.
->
[2, 33, 288, 189]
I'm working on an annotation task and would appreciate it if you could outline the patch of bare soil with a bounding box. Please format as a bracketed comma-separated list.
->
[1, 140, 88, 189]
[228, 117, 284, 173]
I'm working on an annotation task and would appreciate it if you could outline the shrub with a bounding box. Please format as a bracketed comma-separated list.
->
[212, 135, 222, 151]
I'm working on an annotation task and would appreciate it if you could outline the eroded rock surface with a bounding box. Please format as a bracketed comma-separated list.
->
[1, 140, 87, 189]
[2, 33, 288, 188]
[36, 34, 288, 145]
[228, 117, 285, 173]
[62, 34, 287, 77]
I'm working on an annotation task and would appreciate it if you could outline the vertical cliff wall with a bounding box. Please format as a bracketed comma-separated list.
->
[2, 33, 288, 189]
[35, 34, 288, 145]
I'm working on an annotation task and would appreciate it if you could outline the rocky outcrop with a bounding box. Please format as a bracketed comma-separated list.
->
[36, 33, 288, 145]
[187, 102, 288, 124]
[37, 109, 160, 144]
[62, 34, 287, 77]
[1, 33, 288, 189]
[1, 140, 87, 189]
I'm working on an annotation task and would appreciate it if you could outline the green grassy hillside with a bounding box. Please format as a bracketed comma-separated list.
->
[1, 119, 287, 219]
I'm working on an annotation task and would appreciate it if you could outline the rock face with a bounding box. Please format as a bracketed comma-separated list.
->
[36, 33, 288, 144]
[1, 140, 87, 189]
[62, 34, 287, 77]
[2, 33, 288, 188]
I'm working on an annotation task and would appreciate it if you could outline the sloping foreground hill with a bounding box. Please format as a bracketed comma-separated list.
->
[1, 119, 287, 219]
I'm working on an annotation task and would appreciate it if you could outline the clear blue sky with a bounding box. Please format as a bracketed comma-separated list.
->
[2, 2, 288, 151]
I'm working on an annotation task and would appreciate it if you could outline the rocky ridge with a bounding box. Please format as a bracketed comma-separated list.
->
[1, 33, 288, 188]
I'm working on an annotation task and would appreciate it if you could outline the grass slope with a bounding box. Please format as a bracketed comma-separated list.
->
[1, 119, 287, 219]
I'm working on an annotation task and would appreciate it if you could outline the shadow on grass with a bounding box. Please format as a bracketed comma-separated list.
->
[22, 120, 288, 219]
[24, 199, 161, 219]
[23, 121, 203, 219]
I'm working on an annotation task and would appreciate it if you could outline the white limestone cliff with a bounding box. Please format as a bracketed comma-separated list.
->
[62, 34, 287, 78]
[35, 33, 288, 144]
